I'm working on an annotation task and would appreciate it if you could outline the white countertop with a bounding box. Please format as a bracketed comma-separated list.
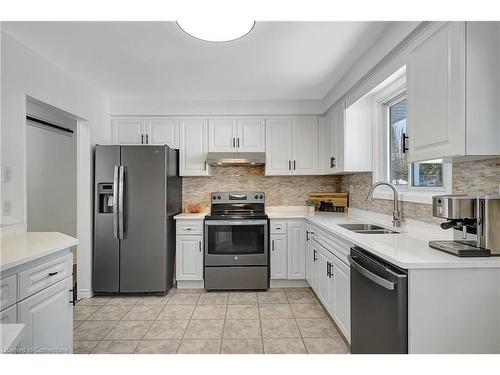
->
[0, 232, 78, 272]
[174, 212, 209, 219]
[0, 324, 25, 353]
[175, 205, 500, 269]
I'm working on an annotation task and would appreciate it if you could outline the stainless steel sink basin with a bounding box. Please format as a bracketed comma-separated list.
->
[338, 223, 399, 234]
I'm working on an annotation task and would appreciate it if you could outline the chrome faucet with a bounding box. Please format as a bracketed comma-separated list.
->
[366, 181, 402, 227]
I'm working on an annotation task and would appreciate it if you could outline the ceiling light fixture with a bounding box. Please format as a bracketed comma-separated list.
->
[176, 20, 255, 42]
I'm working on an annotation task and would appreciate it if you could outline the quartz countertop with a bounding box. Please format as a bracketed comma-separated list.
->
[0, 324, 25, 353]
[267, 206, 500, 269]
[173, 205, 500, 269]
[174, 212, 209, 220]
[0, 232, 78, 272]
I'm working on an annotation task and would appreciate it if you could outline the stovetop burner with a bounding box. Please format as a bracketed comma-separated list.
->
[206, 191, 267, 220]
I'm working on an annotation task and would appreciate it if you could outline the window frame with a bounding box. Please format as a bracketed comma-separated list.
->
[371, 73, 451, 204]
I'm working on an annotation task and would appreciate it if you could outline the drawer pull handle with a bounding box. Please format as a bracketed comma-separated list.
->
[185, 228, 192, 230]
[276, 227, 281, 230]
[48, 272, 58, 277]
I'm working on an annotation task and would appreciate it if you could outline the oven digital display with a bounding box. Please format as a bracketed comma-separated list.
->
[229, 194, 247, 200]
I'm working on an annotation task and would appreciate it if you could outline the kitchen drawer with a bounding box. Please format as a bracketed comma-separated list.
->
[177, 221, 204, 235]
[270, 221, 287, 234]
[18, 254, 73, 300]
[0, 275, 17, 311]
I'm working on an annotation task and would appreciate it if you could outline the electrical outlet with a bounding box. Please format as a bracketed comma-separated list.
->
[2, 167, 12, 183]
[2, 200, 12, 216]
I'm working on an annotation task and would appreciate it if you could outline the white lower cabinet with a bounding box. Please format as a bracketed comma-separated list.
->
[287, 221, 306, 279]
[176, 234, 203, 281]
[307, 225, 351, 343]
[332, 256, 351, 341]
[270, 234, 287, 279]
[18, 276, 73, 354]
[0, 304, 17, 324]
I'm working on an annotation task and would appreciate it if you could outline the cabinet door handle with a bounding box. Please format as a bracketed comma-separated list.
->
[199, 241, 202, 252]
[330, 156, 336, 168]
[204, 161, 207, 171]
[272, 239, 275, 251]
[141, 134, 144, 144]
[313, 249, 317, 262]
[402, 132, 409, 153]
[237, 138, 240, 148]
[288, 160, 291, 170]
[48, 271, 58, 277]
[233, 138, 235, 148]
[293, 160, 296, 170]
[306, 230, 310, 241]
[146, 134, 149, 144]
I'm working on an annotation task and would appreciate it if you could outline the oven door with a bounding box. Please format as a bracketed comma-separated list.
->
[204, 219, 269, 266]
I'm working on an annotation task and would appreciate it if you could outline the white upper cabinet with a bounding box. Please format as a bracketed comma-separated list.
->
[180, 118, 210, 176]
[407, 21, 500, 162]
[237, 119, 265, 152]
[208, 118, 265, 152]
[112, 118, 145, 144]
[265, 119, 293, 175]
[208, 118, 238, 152]
[266, 117, 319, 176]
[292, 117, 318, 175]
[112, 117, 179, 148]
[147, 118, 180, 148]
[323, 99, 371, 174]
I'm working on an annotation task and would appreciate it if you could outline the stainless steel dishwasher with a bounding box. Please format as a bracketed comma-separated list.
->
[348, 246, 408, 354]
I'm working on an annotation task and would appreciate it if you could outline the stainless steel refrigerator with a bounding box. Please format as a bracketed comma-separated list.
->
[93, 145, 181, 294]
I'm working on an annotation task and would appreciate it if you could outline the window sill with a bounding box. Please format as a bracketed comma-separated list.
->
[371, 188, 447, 205]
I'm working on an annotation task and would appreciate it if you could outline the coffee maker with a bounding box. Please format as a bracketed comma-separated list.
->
[430, 195, 500, 257]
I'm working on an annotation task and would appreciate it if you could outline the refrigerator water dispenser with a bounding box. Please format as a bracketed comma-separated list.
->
[97, 183, 114, 213]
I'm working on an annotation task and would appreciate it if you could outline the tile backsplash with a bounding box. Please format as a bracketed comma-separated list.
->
[182, 158, 500, 223]
[182, 165, 340, 210]
[452, 157, 500, 195]
[339, 157, 500, 224]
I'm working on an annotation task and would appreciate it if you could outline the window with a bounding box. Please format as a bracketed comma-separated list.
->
[369, 67, 451, 204]
[387, 97, 444, 189]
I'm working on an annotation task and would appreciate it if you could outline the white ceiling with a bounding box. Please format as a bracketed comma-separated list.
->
[2, 21, 390, 101]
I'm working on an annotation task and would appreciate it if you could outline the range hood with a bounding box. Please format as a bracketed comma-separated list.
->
[206, 152, 266, 166]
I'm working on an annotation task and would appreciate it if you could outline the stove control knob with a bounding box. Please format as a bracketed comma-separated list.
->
[255, 195, 258, 199]
[217, 196, 221, 200]
[213, 195, 216, 200]
[259, 195, 263, 199]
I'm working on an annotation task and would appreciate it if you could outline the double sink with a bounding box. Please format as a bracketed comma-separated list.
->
[338, 223, 400, 234]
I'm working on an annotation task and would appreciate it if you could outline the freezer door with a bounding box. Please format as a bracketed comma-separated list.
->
[119, 146, 167, 292]
[93, 145, 121, 292]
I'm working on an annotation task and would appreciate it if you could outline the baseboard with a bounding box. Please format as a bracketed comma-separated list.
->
[77, 289, 94, 299]
[270, 279, 309, 288]
[176, 280, 204, 289]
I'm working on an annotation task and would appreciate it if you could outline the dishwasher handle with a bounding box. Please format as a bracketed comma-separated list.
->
[348, 255, 396, 291]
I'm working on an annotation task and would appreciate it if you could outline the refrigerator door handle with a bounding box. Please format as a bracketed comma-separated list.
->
[113, 166, 119, 239]
[118, 166, 125, 239]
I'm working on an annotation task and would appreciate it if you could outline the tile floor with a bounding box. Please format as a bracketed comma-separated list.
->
[73, 287, 350, 354]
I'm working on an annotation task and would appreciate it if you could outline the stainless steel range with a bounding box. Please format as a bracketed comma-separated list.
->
[204, 191, 269, 290]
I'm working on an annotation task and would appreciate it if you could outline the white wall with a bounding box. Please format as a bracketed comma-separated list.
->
[320, 21, 422, 111]
[1, 30, 110, 297]
[26, 100, 78, 261]
[109, 98, 323, 116]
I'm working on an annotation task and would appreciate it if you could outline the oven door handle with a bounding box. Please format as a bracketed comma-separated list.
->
[348, 255, 396, 291]
[204, 220, 268, 226]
